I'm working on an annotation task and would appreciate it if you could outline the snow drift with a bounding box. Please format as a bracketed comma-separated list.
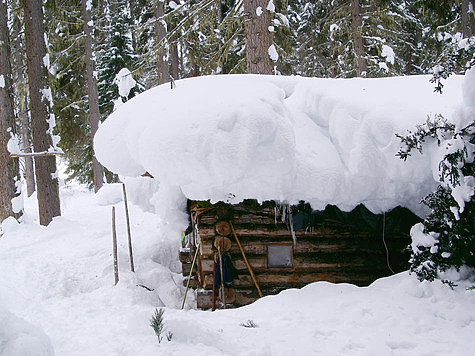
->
[0, 306, 54, 356]
[94, 73, 471, 215]
[1, 184, 474, 355]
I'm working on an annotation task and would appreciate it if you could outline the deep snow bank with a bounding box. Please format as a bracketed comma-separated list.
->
[0, 180, 473, 355]
[0, 307, 54, 356]
[95, 73, 469, 215]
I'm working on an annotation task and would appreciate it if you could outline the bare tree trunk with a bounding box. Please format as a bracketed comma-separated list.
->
[170, 42, 179, 80]
[155, 0, 168, 84]
[12, 11, 35, 197]
[351, 0, 366, 77]
[243, 0, 273, 74]
[22, 0, 61, 226]
[82, 0, 104, 192]
[461, 0, 474, 37]
[20, 97, 36, 197]
[179, 38, 184, 76]
[129, 0, 138, 52]
[0, 0, 21, 222]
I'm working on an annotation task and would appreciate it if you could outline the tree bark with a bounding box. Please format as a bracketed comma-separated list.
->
[82, 0, 104, 192]
[243, 0, 274, 74]
[129, 0, 138, 52]
[170, 42, 179, 80]
[461, 0, 474, 37]
[0, 0, 21, 222]
[20, 97, 36, 197]
[12, 13, 35, 197]
[351, 0, 367, 77]
[155, 0, 168, 84]
[22, 0, 61, 225]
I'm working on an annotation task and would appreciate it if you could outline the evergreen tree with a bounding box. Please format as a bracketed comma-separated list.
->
[397, 116, 474, 283]
[97, 0, 139, 119]
[288, 0, 471, 78]
[46, 0, 93, 186]
[82, 0, 104, 192]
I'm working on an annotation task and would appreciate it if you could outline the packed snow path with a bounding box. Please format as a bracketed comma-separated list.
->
[1, 182, 474, 355]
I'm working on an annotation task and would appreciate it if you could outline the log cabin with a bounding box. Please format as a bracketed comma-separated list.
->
[93, 74, 463, 310]
[180, 199, 420, 309]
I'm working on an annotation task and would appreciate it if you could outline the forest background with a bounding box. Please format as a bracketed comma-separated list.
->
[0, 0, 473, 227]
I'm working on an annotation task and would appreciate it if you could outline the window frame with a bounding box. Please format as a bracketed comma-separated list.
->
[266, 243, 293, 268]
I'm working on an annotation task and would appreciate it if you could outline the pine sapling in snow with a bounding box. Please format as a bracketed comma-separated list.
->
[397, 116, 474, 283]
[150, 308, 165, 343]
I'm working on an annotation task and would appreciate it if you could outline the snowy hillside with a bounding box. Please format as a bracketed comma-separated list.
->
[0, 181, 474, 355]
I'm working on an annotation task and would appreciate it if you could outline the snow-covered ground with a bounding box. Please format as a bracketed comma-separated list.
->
[1, 181, 474, 356]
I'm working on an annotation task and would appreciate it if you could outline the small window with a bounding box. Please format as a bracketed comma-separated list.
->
[267, 244, 292, 267]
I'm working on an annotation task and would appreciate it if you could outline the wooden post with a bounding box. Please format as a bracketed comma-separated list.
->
[230, 221, 263, 298]
[122, 183, 135, 272]
[212, 261, 216, 311]
[217, 245, 226, 308]
[112, 206, 119, 285]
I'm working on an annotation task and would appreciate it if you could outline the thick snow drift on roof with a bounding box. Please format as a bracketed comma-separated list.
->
[94, 72, 472, 215]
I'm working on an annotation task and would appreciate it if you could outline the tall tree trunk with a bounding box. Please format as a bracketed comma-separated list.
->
[0, 0, 21, 222]
[351, 0, 367, 77]
[20, 97, 36, 197]
[82, 0, 104, 192]
[129, 0, 138, 52]
[12, 10, 35, 197]
[170, 42, 179, 80]
[404, 20, 413, 75]
[243, 0, 274, 74]
[22, 0, 61, 226]
[461, 0, 474, 37]
[155, 0, 168, 84]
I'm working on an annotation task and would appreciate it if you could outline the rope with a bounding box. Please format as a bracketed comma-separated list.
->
[382, 212, 395, 274]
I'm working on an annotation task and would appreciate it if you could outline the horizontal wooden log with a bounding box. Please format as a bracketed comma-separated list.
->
[196, 289, 214, 309]
[233, 290, 259, 307]
[199, 269, 387, 290]
[198, 224, 409, 245]
[197, 226, 218, 240]
[203, 274, 214, 289]
[234, 272, 376, 288]
[232, 226, 353, 238]
[198, 237, 408, 259]
[232, 213, 281, 226]
[198, 252, 401, 276]
[198, 225, 359, 240]
[181, 262, 198, 276]
[182, 276, 199, 289]
[179, 250, 192, 263]
[200, 259, 214, 274]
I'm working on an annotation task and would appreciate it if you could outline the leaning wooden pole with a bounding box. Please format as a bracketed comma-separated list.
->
[230, 222, 263, 298]
[217, 245, 227, 308]
[122, 183, 135, 272]
[112, 206, 119, 285]
[181, 242, 200, 310]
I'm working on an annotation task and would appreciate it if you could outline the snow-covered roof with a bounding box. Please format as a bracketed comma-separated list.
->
[94, 72, 473, 215]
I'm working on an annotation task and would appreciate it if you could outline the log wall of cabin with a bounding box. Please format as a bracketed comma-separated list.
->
[183, 202, 411, 309]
